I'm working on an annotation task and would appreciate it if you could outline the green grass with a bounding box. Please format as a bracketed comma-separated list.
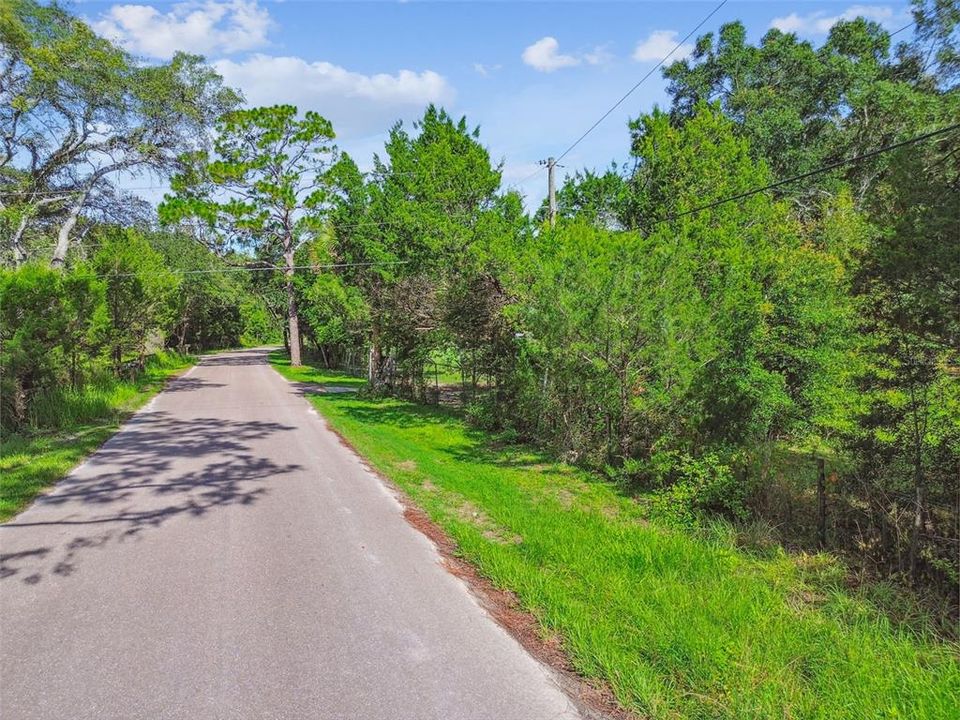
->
[0, 351, 194, 522]
[271, 354, 959, 719]
[426, 367, 465, 385]
[268, 349, 367, 388]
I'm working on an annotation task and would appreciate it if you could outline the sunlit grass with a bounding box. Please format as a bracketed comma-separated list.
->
[0, 351, 194, 522]
[268, 349, 367, 388]
[271, 353, 960, 719]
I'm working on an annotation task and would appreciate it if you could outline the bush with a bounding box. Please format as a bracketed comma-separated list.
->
[464, 395, 500, 430]
[0, 264, 106, 430]
[92, 228, 179, 368]
[648, 451, 750, 526]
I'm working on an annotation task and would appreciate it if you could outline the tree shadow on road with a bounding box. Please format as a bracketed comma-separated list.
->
[0, 411, 300, 585]
[199, 349, 277, 367]
[163, 376, 227, 393]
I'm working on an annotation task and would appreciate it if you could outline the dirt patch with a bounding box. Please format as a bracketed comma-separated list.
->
[322, 419, 639, 720]
[396, 460, 417, 472]
[553, 488, 577, 509]
[456, 500, 522, 545]
[599, 503, 621, 520]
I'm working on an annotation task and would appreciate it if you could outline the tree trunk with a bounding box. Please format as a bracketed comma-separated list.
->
[51, 195, 86, 268]
[905, 367, 927, 586]
[284, 241, 302, 366]
[368, 323, 382, 387]
[10, 214, 29, 266]
[908, 483, 923, 584]
[9, 197, 63, 266]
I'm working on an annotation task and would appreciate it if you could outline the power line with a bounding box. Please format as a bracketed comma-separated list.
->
[663, 122, 960, 221]
[94, 260, 409, 280]
[507, 1, 729, 192]
[555, 0, 729, 165]
[0, 185, 166, 199]
[512, 2, 930, 196]
[889, 19, 916, 37]
[0, 174, 419, 200]
[1, 168, 450, 199]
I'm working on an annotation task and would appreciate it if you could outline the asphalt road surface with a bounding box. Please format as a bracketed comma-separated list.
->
[0, 348, 581, 720]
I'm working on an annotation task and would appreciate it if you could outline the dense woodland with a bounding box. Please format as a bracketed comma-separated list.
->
[2, 0, 958, 620]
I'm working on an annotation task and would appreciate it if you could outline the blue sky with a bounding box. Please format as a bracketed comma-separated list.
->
[77, 0, 912, 208]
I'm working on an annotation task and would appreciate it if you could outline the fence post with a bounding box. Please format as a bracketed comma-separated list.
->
[817, 458, 827, 548]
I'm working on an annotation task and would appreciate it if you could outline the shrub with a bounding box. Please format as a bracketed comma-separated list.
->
[648, 451, 750, 526]
[0, 265, 106, 430]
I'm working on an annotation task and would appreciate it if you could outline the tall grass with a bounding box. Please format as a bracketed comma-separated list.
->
[271, 355, 960, 719]
[21, 351, 191, 431]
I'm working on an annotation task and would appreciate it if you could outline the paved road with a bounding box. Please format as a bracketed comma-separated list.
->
[1, 348, 581, 720]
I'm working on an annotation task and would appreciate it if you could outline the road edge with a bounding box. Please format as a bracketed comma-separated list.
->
[269, 364, 639, 720]
[0, 359, 199, 525]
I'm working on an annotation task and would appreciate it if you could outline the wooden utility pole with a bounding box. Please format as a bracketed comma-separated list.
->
[540, 157, 557, 226]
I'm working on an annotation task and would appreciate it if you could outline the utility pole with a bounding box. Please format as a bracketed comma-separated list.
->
[540, 157, 557, 226]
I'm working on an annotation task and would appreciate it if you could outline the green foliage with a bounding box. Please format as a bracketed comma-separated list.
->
[298, 270, 369, 353]
[537, 165, 631, 228]
[239, 295, 281, 347]
[646, 451, 750, 526]
[0, 229, 254, 431]
[1, 0, 238, 263]
[160, 105, 337, 252]
[661, 1, 959, 587]
[324, 105, 520, 392]
[146, 230, 279, 350]
[91, 229, 180, 368]
[0, 264, 105, 428]
[497, 106, 857, 485]
[661, 11, 950, 195]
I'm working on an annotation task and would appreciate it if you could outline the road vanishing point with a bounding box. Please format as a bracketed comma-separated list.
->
[0, 348, 582, 720]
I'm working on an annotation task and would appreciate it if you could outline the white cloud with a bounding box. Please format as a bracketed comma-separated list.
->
[584, 44, 614, 66]
[632, 30, 693, 63]
[522, 37, 581, 72]
[473, 62, 502, 77]
[212, 54, 454, 138]
[93, 0, 273, 60]
[770, 5, 896, 35]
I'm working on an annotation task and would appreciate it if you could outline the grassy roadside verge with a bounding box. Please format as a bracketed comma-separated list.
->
[270, 354, 959, 719]
[267, 350, 367, 388]
[0, 351, 195, 522]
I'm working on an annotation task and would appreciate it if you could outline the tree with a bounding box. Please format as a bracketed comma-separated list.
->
[0, 0, 238, 266]
[160, 105, 338, 366]
[497, 104, 859, 510]
[848, 113, 960, 585]
[356, 105, 506, 390]
[0, 263, 105, 427]
[661, 8, 953, 209]
[92, 229, 179, 371]
[535, 165, 631, 229]
[661, 0, 959, 585]
[148, 230, 249, 352]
